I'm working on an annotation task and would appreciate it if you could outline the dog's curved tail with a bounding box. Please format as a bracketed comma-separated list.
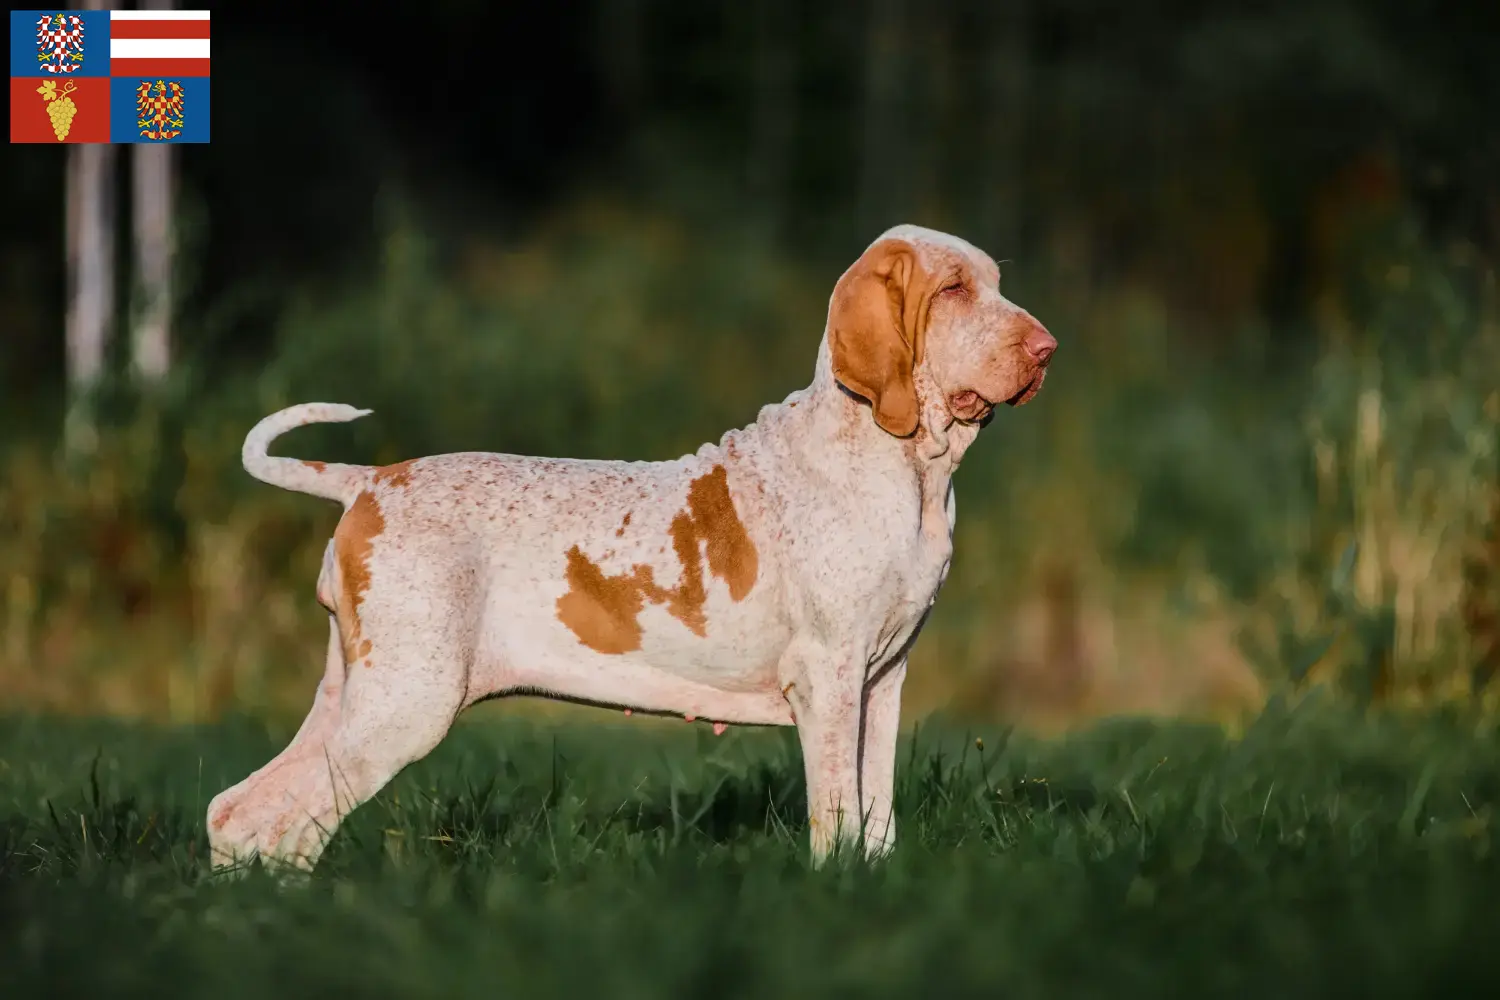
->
[242, 403, 374, 507]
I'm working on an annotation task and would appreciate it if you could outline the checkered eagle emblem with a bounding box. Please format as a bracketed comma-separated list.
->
[135, 80, 186, 141]
[35, 13, 86, 74]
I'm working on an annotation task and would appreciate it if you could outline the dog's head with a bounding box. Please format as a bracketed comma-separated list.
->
[827, 224, 1056, 437]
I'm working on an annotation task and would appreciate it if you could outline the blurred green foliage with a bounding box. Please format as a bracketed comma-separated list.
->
[1, 195, 1495, 725]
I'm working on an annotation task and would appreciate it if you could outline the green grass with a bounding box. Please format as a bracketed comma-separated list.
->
[5, 701, 1500, 997]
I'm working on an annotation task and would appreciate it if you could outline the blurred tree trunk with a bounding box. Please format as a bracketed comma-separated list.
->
[748, 0, 796, 243]
[131, 0, 176, 384]
[980, 0, 1030, 256]
[63, 0, 116, 457]
[858, 0, 907, 236]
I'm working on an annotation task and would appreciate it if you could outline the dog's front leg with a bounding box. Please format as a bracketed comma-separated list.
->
[858, 655, 907, 859]
[781, 639, 865, 864]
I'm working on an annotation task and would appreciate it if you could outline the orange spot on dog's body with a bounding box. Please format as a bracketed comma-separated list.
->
[663, 510, 708, 635]
[685, 464, 758, 601]
[555, 545, 652, 654]
[555, 465, 760, 653]
[616, 512, 632, 537]
[333, 490, 386, 666]
[373, 460, 416, 489]
[303, 460, 326, 472]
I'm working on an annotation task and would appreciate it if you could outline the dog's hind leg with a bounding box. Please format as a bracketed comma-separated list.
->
[206, 610, 350, 870]
[207, 555, 472, 872]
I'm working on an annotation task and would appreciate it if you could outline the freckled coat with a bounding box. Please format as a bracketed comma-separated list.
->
[205, 224, 1057, 871]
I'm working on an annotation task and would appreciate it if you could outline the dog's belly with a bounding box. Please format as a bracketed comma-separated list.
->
[489, 656, 796, 726]
[467, 567, 795, 723]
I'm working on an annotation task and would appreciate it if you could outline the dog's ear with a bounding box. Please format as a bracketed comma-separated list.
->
[828, 237, 939, 437]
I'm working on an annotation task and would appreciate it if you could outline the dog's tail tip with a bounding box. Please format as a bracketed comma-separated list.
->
[297, 402, 372, 424]
[243, 402, 374, 504]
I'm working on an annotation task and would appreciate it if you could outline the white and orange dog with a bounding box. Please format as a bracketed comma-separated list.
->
[206, 225, 1056, 870]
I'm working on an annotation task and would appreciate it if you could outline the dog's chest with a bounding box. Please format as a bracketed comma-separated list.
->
[858, 478, 955, 657]
[904, 478, 957, 603]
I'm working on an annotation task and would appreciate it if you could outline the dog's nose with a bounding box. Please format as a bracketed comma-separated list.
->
[1023, 324, 1056, 364]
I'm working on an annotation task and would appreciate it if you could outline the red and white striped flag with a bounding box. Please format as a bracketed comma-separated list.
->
[109, 9, 210, 78]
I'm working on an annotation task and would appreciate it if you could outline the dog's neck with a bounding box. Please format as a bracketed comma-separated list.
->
[697, 334, 976, 532]
[802, 334, 980, 473]
[706, 335, 980, 521]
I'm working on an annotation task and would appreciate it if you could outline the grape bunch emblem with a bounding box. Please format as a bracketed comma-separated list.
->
[36, 80, 79, 142]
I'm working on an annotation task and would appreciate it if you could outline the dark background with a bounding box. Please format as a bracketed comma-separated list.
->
[5, 0, 1498, 401]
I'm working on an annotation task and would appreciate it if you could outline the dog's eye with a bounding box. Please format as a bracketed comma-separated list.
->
[939, 280, 967, 298]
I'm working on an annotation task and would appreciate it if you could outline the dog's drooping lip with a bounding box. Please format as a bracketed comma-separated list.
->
[948, 389, 993, 423]
[952, 369, 1044, 421]
[1004, 368, 1046, 407]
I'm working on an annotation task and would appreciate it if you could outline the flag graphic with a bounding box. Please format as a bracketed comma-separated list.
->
[110, 74, 209, 143]
[9, 9, 210, 144]
[9, 10, 110, 79]
[108, 9, 209, 78]
[10, 74, 109, 142]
